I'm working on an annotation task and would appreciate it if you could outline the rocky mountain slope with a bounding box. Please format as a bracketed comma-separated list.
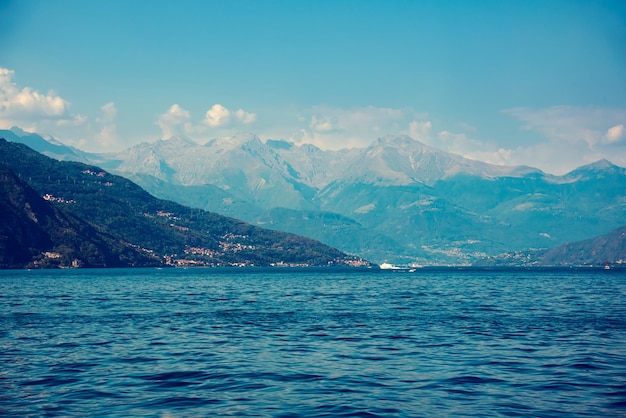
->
[0, 138, 369, 269]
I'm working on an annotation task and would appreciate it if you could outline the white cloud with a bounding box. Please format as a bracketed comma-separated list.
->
[156, 104, 192, 138]
[234, 108, 257, 124]
[0, 67, 84, 131]
[203, 104, 257, 127]
[55, 114, 88, 127]
[463, 147, 515, 167]
[34, 102, 123, 153]
[99, 101, 117, 121]
[409, 120, 432, 140]
[605, 124, 625, 144]
[95, 102, 120, 151]
[0, 67, 125, 153]
[204, 104, 231, 127]
[433, 129, 515, 166]
[310, 114, 339, 133]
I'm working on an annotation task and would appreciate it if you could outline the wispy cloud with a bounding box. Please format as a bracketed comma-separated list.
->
[292, 104, 626, 173]
[409, 125, 516, 169]
[234, 108, 257, 124]
[286, 106, 427, 150]
[504, 106, 626, 148]
[415, 106, 626, 173]
[272, 106, 529, 170]
[95, 102, 120, 151]
[502, 106, 626, 172]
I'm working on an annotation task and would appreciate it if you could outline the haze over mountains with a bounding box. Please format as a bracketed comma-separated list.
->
[3, 127, 626, 266]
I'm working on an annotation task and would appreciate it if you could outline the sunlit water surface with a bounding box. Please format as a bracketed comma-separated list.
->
[1, 267, 625, 417]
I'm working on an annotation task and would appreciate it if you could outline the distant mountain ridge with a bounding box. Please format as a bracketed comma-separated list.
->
[5, 127, 626, 265]
[101, 133, 542, 190]
[0, 137, 369, 269]
[539, 225, 626, 266]
[476, 224, 626, 267]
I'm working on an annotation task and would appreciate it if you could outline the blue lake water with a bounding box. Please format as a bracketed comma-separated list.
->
[1, 267, 625, 417]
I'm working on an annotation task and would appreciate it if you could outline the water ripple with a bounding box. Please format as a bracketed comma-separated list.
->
[1, 267, 625, 416]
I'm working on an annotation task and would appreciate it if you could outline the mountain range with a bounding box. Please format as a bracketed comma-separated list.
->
[0, 137, 368, 269]
[3, 127, 626, 266]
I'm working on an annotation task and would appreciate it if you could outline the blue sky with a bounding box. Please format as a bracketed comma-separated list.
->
[1, 0, 625, 173]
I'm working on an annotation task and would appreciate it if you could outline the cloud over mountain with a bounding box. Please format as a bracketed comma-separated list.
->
[503, 106, 626, 173]
[0, 68, 122, 152]
[156, 104, 192, 138]
[291, 106, 429, 150]
[204, 104, 257, 127]
[156, 103, 257, 138]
